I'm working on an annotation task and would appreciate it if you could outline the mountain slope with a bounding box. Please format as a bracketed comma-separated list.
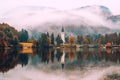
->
[1, 5, 120, 36]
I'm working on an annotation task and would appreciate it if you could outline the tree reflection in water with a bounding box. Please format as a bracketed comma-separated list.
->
[0, 47, 120, 73]
[0, 49, 29, 73]
[0, 49, 19, 73]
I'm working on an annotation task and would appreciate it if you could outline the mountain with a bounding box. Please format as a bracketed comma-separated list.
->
[1, 5, 120, 37]
[75, 5, 111, 17]
[108, 15, 120, 22]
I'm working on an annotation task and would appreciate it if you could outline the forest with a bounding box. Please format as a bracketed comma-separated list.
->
[0, 23, 120, 48]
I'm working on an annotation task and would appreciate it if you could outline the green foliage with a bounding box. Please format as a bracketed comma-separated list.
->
[0, 31, 5, 38]
[51, 33, 54, 45]
[47, 32, 49, 37]
[41, 33, 47, 46]
[40, 33, 51, 47]
[65, 36, 69, 43]
[19, 29, 29, 42]
[7, 32, 13, 39]
[56, 34, 62, 46]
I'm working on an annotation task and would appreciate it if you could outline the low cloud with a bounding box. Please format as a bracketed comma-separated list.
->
[1, 5, 120, 34]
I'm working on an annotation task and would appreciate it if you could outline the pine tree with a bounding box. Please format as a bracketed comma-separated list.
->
[56, 34, 62, 46]
[51, 33, 54, 45]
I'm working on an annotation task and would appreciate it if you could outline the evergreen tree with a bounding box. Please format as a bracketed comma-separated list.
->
[51, 33, 54, 45]
[41, 33, 47, 47]
[47, 32, 49, 37]
[56, 34, 62, 46]
[65, 36, 69, 43]
[19, 29, 29, 42]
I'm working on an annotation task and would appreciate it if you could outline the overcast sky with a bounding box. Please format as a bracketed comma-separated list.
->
[0, 0, 120, 15]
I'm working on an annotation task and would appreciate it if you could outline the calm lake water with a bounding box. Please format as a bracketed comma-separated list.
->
[0, 48, 120, 80]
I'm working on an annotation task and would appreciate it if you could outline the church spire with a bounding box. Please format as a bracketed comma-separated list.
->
[61, 27, 64, 32]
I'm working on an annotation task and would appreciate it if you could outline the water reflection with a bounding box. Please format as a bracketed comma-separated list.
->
[0, 49, 30, 73]
[41, 48, 51, 64]
[0, 47, 120, 73]
[0, 49, 19, 73]
[61, 50, 65, 69]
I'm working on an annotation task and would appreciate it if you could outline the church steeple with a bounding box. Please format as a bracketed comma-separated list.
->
[61, 27, 64, 32]
[61, 26, 65, 44]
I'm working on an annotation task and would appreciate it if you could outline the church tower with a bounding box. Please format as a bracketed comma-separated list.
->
[61, 27, 65, 44]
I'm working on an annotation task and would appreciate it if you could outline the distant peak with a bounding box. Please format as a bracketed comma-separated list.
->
[75, 5, 111, 15]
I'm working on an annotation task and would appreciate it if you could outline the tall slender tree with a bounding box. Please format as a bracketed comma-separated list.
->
[51, 33, 54, 45]
[19, 29, 29, 42]
[56, 34, 62, 46]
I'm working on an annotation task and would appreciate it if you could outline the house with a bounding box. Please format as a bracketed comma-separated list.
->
[19, 42, 33, 48]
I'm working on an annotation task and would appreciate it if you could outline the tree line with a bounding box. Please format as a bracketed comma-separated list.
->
[0, 23, 29, 48]
[0, 23, 120, 48]
[34, 32, 120, 48]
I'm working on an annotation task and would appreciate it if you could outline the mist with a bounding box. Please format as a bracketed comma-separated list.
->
[1, 63, 119, 80]
[1, 5, 120, 34]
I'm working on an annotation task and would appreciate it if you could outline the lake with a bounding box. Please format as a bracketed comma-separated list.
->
[0, 47, 120, 80]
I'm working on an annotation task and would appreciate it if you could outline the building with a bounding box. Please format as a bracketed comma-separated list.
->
[19, 42, 33, 48]
[61, 27, 65, 44]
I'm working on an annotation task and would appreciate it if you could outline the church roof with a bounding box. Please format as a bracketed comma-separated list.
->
[61, 27, 64, 32]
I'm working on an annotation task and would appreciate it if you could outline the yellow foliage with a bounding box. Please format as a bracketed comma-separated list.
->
[68, 36, 74, 44]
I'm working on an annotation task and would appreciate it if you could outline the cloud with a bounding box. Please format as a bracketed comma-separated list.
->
[0, 5, 120, 37]
[0, 0, 120, 15]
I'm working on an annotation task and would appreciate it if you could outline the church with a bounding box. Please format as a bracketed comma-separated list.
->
[61, 27, 65, 44]
[60, 27, 76, 48]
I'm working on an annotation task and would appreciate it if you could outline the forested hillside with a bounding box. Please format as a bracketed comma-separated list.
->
[0, 23, 19, 47]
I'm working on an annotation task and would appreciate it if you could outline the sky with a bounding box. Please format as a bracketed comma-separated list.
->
[0, 0, 120, 15]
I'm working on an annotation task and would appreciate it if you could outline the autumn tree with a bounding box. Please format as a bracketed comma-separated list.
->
[46, 36, 51, 46]
[77, 35, 83, 44]
[83, 38, 89, 44]
[0, 37, 5, 47]
[0, 31, 5, 38]
[0, 23, 20, 46]
[12, 36, 18, 46]
[68, 36, 74, 45]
